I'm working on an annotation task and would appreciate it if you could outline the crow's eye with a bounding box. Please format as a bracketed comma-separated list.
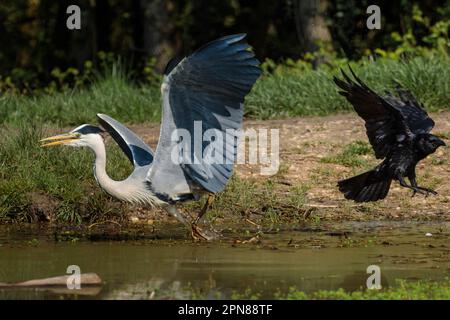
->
[396, 134, 406, 142]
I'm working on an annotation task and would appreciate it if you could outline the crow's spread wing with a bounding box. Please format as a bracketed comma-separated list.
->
[384, 84, 435, 134]
[333, 69, 416, 159]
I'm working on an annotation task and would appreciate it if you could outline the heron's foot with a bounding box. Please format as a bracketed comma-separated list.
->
[191, 223, 219, 241]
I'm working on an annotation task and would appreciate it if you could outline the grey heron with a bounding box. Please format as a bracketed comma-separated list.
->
[40, 34, 261, 240]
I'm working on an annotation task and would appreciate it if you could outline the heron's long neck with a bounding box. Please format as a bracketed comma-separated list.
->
[89, 139, 118, 194]
[87, 137, 160, 205]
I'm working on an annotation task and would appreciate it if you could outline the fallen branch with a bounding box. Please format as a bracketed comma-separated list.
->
[0, 273, 102, 288]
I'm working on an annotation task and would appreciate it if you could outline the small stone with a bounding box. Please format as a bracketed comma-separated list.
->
[425, 233, 433, 237]
[130, 216, 139, 223]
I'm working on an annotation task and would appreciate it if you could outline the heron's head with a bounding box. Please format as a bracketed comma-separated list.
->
[40, 124, 105, 148]
[417, 134, 446, 154]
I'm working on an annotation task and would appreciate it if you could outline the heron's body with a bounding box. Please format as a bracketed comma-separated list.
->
[41, 34, 261, 239]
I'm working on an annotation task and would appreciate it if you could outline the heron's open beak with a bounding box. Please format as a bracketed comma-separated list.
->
[40, 133, 80, 147]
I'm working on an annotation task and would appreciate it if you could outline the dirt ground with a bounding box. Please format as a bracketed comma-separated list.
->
[126, 111, 450, 223]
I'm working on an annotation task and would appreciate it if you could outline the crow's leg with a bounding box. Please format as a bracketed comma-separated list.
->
[407, 172, 419, 197]
[408, 173, 438, 196]
[416, 187, 438, 195]
[398, 175, 427, 197]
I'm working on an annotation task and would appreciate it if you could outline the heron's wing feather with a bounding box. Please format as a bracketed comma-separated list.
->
[333, 68, 413, 159]
[97, 114, 154, 167]
[147, 34, 260, 198]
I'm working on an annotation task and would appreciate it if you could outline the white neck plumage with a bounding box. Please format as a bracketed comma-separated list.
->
[86, 134, 162, 207]
[88, 135, 120, 197]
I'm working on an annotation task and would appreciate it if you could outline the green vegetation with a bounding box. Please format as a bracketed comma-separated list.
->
[0, 123, 132, 222]
[275, 279, 450, 300]
[197, 177, 310, 224]
[321, 140, 374, 168]
[1, 54, 449, 127]
[184, 279, 450, 300]
[249, 55, 450, 119]
[2, 1, 448, 90]
[0, 71, 162, 127]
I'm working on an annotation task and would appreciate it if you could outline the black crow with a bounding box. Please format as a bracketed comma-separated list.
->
[333, 68, 446, 202]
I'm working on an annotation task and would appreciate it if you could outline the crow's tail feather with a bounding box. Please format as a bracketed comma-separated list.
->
[338, 170, 391, 202]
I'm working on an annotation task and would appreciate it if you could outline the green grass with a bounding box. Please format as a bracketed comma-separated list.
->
[0, 123, 132, 222]
[1, 55, 449, 127]
[182, 279, 450, 300]
[321, 140, 374, 168]
[274, 279, 450, 300]
[185, 176, 310, 225]
[247, 54, 450, 119]
[0, 74, 161, 127]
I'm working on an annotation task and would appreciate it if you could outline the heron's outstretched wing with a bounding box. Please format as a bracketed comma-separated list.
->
[147, 34, 260, 198]
[97, 113, 154, 167]
[333, 68, 417, 159]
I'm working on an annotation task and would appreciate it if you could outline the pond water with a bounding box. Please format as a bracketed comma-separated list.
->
[0, 221, 449, 299]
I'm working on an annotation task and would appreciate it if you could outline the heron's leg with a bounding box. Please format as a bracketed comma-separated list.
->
[195, 194, 215, 225]
[164, 205, 190, 228]
[191, 194, 219, 241]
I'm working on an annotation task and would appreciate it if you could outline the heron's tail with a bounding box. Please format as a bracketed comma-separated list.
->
[338, 170, 391, 202]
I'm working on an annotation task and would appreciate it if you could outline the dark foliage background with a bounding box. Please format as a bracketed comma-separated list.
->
[0, 0, 449, 89]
